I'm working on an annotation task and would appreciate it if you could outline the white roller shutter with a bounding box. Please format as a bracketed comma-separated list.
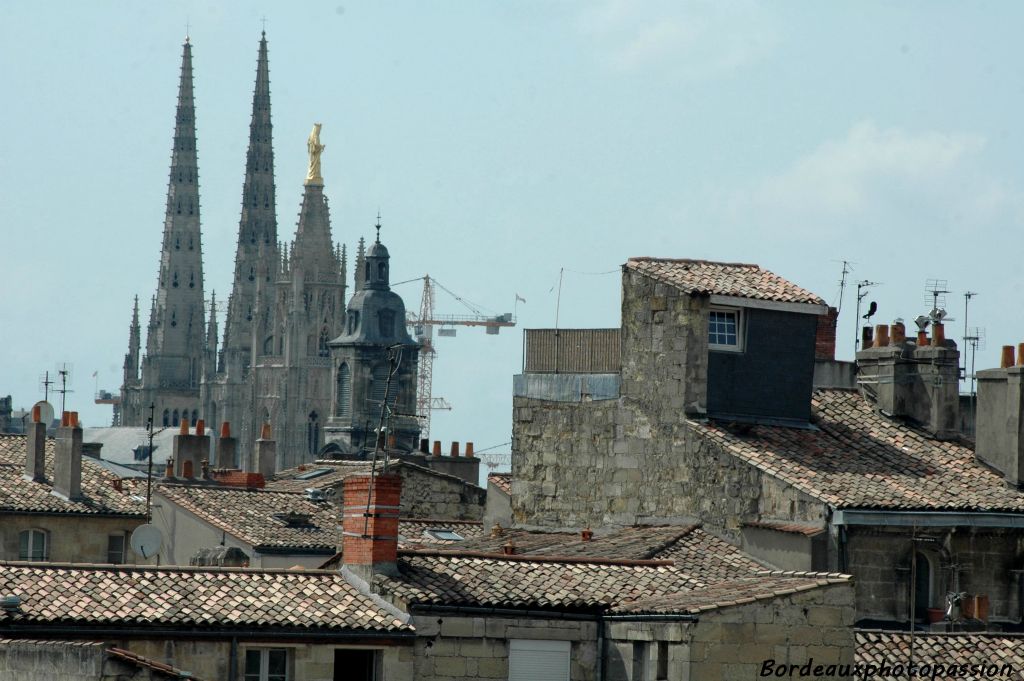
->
[508, 639, 571, 681]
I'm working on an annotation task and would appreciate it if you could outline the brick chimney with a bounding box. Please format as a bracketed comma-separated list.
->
[976, 351, 1024, 484]
[217, 421, 238, 469]
[24, 405, 46, 482]
[815, 306, 838, 360]
[856, 320, 959, 439]
[255, 423, 277, 480]
[171, 418, 211, 479]
[342, 472, 401, 579]
[54, 411, 83, 500]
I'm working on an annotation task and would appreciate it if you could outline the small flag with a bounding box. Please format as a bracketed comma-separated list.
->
[516, 294, 527, 304]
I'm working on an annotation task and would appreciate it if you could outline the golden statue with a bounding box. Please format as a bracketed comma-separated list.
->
[305, 123, 325, 185]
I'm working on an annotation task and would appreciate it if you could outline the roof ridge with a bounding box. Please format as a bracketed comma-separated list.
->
[399, 548, 675, 567]
[627, 257, 760, 269]
[0, 560, 340, 576]
[755, 569, 851, 580]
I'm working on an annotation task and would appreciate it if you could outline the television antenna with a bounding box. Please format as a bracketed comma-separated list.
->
[38, 371, 55, 403]
[854, 280, 880, 353]
[55, 363, 74, 416]
[925, 279, 950, 315]
[964, 327, 985, 433]
[833, 260, 854, 315]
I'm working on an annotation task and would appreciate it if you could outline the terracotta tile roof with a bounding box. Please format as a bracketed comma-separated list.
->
[0, 434, 146, 517]
[488, 473, 511, 495]
[160, 483, 482, 553]
[613, 573, 851, 615]
[0, 563, 410, 632]
[627, 257, 825, 306]
[450, 525, 766, 581]
[692, 389, 1024, 511]
[856, 631, 1024, 678]
[267, 459, 483, 494]
[742, 520, 826, 536]
[157, 484, 339, 552]
[108, 646, 209, 680]
[378, 554, 704, 612]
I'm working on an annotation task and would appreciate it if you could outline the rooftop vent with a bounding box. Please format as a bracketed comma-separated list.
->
[1, 595, 21, 613]
[304, 487, 335, 502]
[424, 528, 465, 542]
[273, 512, 314, 528]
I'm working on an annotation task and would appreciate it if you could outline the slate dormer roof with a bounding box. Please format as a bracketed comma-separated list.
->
[627, 257, 826, 307]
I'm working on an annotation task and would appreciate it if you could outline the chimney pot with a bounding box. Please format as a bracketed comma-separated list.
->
[502, 540, 516, 556]
[260, 422, 272, 440]
[419, 438, 429, 454]
[932, 322, 945, 347]
[450, 441, 460, 457]
[1017, 344, 1024, 368]
[180, 418, 189, 435]
[432, 440, 441, 457]
[221, 421, 231, 438]
[465, 442, 474, 457]
[890, 322, 906, 345]
[581, 527, 594, 541]
[31, 405, 40, 423]
[165, 457, 174, 478]
[874, 324, 890, 348]
[1002, 345, 1016, 369]
[61, 412, 70, 427]
[917, 330, 929, 346]
[862, 326, 874, 349]
[196, 419, 205, 437]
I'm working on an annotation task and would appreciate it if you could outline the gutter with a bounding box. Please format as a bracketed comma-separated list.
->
[0, 624, 416, 642]
[832, 509, 1024, 528]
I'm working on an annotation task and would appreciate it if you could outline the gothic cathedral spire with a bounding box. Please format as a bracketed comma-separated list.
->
[120, 38, 206, 427]
[221, 32, 278, 380]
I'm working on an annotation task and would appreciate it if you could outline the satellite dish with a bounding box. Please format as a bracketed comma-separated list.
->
[31, 401, 55, 428]
[130, 524, 163, 560]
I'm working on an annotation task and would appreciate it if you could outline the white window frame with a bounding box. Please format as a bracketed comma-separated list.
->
[509, 639, 570, 681]
[708, 307, 743, 352]
[243, 647, 290, 681]
[19, 529, 48, 561]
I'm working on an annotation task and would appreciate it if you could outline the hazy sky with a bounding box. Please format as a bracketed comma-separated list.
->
[3, 2, 1022, 465]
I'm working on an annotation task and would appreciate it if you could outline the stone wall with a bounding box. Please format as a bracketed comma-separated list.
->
[511, 395, 827, 534]
[0, 641, 127, 681]
[606, 583, 855, 680]
[409, 613, 597, 680]
[0, 514, 142, 564]
[846, 527, 1024, 624]
[397, 466, 486, 521]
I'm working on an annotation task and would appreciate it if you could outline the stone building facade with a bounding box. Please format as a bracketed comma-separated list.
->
[513, 256, 1024, 629]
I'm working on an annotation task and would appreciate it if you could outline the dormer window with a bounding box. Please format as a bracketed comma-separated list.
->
[709, 308, 742, 351]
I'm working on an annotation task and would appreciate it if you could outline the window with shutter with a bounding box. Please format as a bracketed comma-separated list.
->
[508, 639, 570, 681]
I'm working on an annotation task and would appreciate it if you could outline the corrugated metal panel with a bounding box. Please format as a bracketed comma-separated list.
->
[524, 329, 621, 373]
[513, 374, 621, 402]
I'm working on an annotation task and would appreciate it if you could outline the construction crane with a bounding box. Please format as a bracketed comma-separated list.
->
[401, 274, 516, 439]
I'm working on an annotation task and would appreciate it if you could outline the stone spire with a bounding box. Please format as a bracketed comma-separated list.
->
[123, 296, 141, 387]
[290, 124, 337, 277]
[222, 32, 278, 380]
[144, 37, 206, 391]
[204, 291, 218, 381]
[354, 237, 366, 292]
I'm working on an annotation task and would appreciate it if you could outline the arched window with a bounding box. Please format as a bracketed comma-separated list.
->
[308, 412, 320, 457]
[191, 410, 198, 427]
[162, 409, 170, 427]
[377, 261, 387, 281]
[336, 363, 351, 419]
[319, 327, 330, 357]
[19, 529, 48, 561]
[370, 364, 389, 408]
[172, 409, 180, 426]
[348, 311, 360, 335]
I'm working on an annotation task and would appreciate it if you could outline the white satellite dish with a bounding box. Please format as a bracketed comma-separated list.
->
[130, 524, 163, 560]
[31, 401, 55, 428]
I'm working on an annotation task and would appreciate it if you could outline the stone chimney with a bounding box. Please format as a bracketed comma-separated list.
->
[54, 411, 83, 500]
[24, 405, 46, 482]
[255, 423, 277, 480]
[976, 348, 1024, 484]
[856, 321, 959, 439]
[217, 421, 238, 469]
[342, 472, 401, 579]
[171, 418, 211, 479]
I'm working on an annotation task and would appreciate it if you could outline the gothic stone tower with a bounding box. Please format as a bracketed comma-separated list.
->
[121, 38, 206, 429]
[242, 124, 347, 470]
[326, 226, 420, 455]
[201, 33, 279, 459]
